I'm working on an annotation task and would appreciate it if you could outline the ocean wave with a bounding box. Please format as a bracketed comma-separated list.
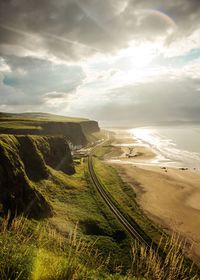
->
[130, 126, 200, 169]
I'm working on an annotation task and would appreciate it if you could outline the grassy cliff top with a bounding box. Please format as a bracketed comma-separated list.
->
[0, 112, 88, 123]
[0, 112, 90, 131]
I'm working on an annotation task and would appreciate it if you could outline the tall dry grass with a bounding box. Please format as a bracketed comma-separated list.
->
[0, 214, 33, 280]
[0, 215, 111, 280]
[129, 233, 199, 280]
[0, 214, 199, 279]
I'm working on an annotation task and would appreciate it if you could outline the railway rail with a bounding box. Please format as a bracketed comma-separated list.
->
[87, 143, 198, 277]
[88, 150, 154, 249]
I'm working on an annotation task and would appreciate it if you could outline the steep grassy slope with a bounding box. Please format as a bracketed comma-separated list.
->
[0, 123, 133, 276]
[0, 134, 74, 218]
[0, 135, 135, 279]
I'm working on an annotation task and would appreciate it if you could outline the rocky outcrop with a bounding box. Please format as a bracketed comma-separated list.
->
[80, 120, 100, 135]
[34, 136, 74, 175]
[0, 135, 74, 218]
[40, 122, 87, 146]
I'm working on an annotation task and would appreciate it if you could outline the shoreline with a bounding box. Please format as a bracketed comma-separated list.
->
[107, 129, 200, 264]
[109, 128, 200, 173]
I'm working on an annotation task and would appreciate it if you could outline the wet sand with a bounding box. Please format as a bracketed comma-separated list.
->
[108, 130, 200, 263]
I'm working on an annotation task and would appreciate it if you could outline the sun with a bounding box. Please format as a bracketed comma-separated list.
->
[114, 42, 161, 84]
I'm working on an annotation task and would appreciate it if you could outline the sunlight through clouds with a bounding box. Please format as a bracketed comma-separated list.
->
[0, 0, 200, 125]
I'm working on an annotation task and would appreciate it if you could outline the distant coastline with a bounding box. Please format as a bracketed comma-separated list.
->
[129, 125, 200, 170]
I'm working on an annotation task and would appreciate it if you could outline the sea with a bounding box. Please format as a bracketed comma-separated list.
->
[129, 125, 200, 169]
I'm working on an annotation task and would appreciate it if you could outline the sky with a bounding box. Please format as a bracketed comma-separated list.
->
[0, 0, 200, 126]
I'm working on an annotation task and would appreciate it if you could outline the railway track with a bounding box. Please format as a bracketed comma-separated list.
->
[87, 144, 200, 278]
[88, 149, 153, 250]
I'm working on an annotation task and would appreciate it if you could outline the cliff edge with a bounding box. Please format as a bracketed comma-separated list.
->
[0, 134, 75, 218]
[0, 113, 100, 147]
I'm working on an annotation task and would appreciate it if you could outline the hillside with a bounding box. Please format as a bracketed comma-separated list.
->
[0, 134, 75, 219]
[0, 113, 199, 279]
[0, 112, 102, 219]
[0, 114, 135, 279]
[0, 112, 100, 146]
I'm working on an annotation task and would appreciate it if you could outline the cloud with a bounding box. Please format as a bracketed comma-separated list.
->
[70, 77, 200, 125]
[0, 0, 200, 60]
[0, 0, 200, 123]
[0, 56, 85, 111]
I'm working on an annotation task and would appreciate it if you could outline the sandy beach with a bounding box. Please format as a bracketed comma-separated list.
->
[107, 129, 200, 263]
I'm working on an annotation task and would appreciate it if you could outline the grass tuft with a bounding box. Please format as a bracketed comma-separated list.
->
[0, 214, 199, 279]
[130, 233, 199, 280]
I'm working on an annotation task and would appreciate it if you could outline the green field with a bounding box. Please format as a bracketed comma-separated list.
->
[0, 112, 88, 122]
[0, 112, 89, 131]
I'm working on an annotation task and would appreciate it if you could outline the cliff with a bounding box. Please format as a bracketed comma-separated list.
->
[80, 120, 100, 135]
[0, 113, 100, 147]
[0, 112, 100, 218]
[40, 122, 88, 146]
[33, 135, 74, 174]
[0, 134, 74, 218]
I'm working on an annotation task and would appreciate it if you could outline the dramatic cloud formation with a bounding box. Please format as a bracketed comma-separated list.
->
[0, 0, 200, 125]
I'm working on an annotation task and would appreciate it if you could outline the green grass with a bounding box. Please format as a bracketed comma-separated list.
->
[91, 141, 200, 279]
[0, 133, 199, 279]
[36, 164, 133, 269]
[93, 143, 112, 159]
[0, 151, 134, 280]
[0, 112, 90, 133]
[1, 213, 199, 279]
[0, 217, 117, 280]
[94, 143, 123, 159]
[0, 112, 88, 123]
[0, 121, 41, 130]
[91, 138, 167, 245]
[0, 158, 135, 279]
[93, 158, 163, 245]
